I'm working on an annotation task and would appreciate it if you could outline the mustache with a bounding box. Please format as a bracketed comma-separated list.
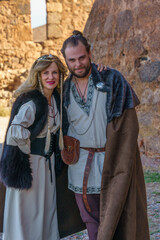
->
[75, 67, 85, 70]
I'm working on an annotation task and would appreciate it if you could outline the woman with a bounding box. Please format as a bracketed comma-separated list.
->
[0, 54, 67, 240]
[0, 54, 106, 239]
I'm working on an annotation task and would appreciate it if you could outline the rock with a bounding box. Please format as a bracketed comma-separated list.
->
[139, 61, 160, 82]
[115, 10, 133, 36]
[84, 0, 160, 160]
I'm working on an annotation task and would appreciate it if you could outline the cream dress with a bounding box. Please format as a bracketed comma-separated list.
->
[3, 97, 60, 240]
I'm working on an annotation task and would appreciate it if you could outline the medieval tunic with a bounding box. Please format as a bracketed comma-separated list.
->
[3, 97, 60, 240]
[67, 77, 107, 193]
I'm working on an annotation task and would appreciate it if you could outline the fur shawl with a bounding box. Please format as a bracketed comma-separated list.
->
[0, 89, 60, 189]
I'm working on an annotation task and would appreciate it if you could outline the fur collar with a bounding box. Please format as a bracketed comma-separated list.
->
[63, 63, 140, 123]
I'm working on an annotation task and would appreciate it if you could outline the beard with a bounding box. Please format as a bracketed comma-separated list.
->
[67, 59, 92, 78]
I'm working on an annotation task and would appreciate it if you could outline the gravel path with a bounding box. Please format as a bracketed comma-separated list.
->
[0, 117, 159, 239]
[63, 182, 160, 240]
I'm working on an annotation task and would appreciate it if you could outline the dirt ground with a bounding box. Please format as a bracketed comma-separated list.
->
[0, 117, 159, 239]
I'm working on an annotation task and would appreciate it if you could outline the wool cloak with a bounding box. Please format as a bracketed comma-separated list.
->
[97, 108, 150, 240]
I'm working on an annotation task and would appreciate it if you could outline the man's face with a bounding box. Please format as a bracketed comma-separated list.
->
[64, 41, 91, 78]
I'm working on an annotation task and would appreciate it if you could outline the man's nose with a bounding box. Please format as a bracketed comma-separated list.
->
[75, 60, 81, 67]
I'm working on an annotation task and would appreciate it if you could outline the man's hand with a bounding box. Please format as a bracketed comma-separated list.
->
[96, 64, 107, 72]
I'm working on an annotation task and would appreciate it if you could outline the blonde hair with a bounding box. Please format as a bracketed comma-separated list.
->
[14, 55, 67, 98]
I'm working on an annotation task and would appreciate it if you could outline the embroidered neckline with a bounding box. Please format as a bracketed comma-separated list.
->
[71, 75, 94, 115]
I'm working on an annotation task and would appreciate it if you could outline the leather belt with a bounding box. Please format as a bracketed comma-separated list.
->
[81, 147, 105, 212]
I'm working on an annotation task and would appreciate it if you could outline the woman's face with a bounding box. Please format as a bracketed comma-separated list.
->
[40, 62, 60, 95]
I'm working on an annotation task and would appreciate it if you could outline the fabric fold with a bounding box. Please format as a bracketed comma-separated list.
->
[97, 108, 149, 240]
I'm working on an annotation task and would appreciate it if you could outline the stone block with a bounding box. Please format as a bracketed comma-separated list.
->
[123, 36, 144, 56]
[82, 0, 93, 7]
[73, 0, 81, 4]
[47, 3, 62, 13]
[137, 3, 160, 26]
[11, 57, 19, 65]
[145, 136, 160, 155]
[48, 24, 63, 39]
[153, 89, 160, 104]
[140, 88, 154, 105]
[115, 10, 133, 35]
[113, 39, 123, 58]
[103, 14, 114, 37]
[17, 3, 30, 15]
[148, 31, 160, 52]
[48, 12, 62, 24]
[43, 40, 55, 47]
[14, 25, 32, 41]
[139, 61, 160, 82]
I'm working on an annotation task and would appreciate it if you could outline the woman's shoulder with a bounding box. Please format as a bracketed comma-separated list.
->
[13, 89, 47, 111]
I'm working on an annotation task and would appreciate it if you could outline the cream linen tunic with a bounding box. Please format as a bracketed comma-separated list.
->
[3, 97, 60, 240]
[67, 83, 107, 194]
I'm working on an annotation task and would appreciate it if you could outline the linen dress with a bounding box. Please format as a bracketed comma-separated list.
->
[3, 97, 60, 240]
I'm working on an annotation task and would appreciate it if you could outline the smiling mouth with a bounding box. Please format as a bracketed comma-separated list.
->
[75, 68, 85, 71]
[47, 81, 55, 85]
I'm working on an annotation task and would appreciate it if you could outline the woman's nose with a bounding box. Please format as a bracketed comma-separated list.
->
[48, 73, 53, 79]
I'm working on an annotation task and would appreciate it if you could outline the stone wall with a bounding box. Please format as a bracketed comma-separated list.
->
[0, 0, 31, 42]
[45, 0, 94, 52]
[47, 0, 93, 39]
[0, 0, 94, 107]
[0, 0, 37, 106]
[84, 0, 160, 161]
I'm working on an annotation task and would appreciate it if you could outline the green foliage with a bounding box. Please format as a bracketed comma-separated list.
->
[0, 106, 11, 116]
[144, 171, 160, 183]
[151, 192, 160, 196]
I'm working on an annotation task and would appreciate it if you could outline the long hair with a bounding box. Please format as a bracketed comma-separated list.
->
[14, 55, 67, 98]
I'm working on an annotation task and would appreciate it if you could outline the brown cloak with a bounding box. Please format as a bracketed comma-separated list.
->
[97, 108, 150, 240]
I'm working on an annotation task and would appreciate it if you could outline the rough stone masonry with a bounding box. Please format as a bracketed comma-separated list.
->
[84, 0, 160, 163]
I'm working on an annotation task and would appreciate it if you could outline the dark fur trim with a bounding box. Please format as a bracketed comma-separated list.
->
[63, 63, 140, 124]
[0, 89, 49, 189]
[0, 146, 32, 189]
[8, 89, 48, 140]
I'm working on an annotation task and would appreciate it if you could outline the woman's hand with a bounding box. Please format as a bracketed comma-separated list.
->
[97, 64, 107, 72]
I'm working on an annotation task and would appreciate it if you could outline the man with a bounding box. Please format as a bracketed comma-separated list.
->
[61, 30, 150, 240]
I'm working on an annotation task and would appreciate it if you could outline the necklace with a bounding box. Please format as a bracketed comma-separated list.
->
[75, 78, 88, 104]
[49, 97, 57, 126]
